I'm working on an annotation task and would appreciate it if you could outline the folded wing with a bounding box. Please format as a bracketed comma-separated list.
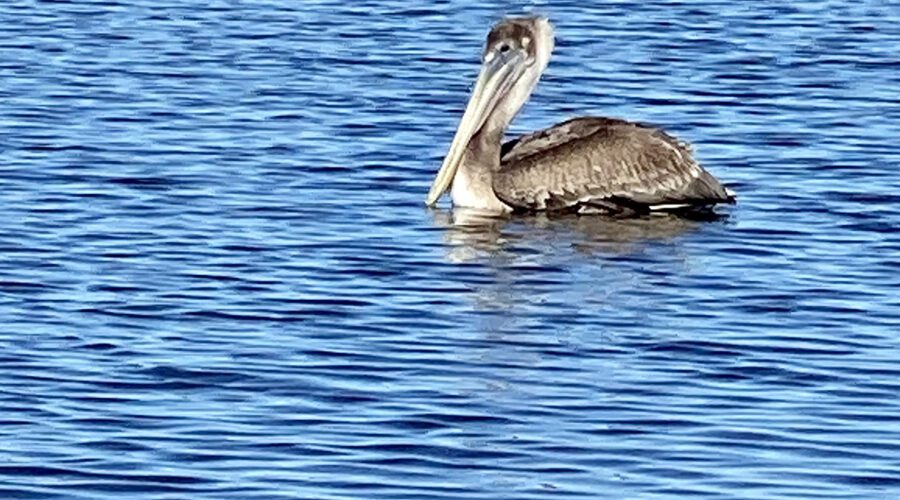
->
[494, 117, 734, 213]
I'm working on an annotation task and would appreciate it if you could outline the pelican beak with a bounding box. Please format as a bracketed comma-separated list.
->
[426, 49, 526, 206]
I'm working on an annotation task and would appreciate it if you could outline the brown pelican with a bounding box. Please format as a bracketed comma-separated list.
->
[426, 16, 735, 215]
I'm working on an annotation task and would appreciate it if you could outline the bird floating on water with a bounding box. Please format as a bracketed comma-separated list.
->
[426, 16, 735, 216]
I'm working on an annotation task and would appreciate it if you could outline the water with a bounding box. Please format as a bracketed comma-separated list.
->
[2, 0, 900, 498]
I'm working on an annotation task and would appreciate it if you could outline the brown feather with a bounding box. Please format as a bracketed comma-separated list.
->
[493, 117, 734, 213]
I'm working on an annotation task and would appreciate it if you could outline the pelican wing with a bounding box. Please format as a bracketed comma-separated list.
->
[494, 117, 734, 213]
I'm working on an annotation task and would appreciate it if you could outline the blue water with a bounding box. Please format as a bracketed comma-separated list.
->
[3, 0, 900, 498]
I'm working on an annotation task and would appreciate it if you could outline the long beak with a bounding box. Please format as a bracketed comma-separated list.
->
[426, 50, 526, 206]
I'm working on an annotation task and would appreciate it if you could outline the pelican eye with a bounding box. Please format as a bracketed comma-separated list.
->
[498, 43, 511, 53]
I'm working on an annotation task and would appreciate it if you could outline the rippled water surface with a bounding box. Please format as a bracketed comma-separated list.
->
[3, 0, 900, 498]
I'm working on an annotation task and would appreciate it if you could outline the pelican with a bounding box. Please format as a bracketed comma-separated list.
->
[426, 16, 735, 215]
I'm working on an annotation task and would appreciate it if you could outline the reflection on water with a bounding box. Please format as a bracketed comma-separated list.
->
[4, 0, 900, 497]
[433, 207, 718, 263]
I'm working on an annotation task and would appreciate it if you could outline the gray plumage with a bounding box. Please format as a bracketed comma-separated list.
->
[495, 117, 735, 214]
[426, 16, 735, 215]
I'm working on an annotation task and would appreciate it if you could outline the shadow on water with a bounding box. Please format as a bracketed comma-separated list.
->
[430, 207, 730, 263]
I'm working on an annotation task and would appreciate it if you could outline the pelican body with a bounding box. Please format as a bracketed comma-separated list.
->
[426, 16, 735, 215]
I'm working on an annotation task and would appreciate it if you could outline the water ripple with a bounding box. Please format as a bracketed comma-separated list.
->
[3, 0, 900, 498]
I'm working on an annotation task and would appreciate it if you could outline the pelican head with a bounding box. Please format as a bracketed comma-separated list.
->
[426, 16, 555, 206]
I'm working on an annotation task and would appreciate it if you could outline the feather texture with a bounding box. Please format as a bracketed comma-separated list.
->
[493, 117, 735, 213]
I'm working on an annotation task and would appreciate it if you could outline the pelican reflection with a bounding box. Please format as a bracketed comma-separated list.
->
[432, 208, 723, 263]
